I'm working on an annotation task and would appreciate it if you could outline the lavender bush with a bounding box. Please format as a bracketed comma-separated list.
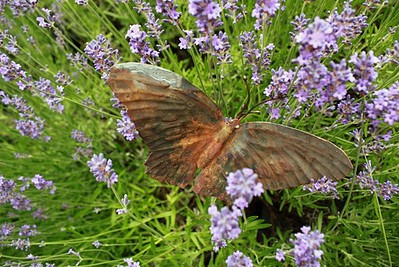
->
[0, 0, 398, 266]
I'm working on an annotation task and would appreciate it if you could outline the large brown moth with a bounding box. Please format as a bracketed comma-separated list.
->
[107, 63, 352, 199]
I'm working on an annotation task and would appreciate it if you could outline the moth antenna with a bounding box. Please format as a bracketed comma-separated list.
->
[235, 76, 251, 120]
[237, 96, 283, 120]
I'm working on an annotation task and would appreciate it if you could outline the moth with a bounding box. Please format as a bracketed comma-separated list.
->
[107, 63, 352, 200]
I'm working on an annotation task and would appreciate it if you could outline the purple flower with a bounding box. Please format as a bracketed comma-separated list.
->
[110, 93, 123, 109]
[126, 24, 146, 40]
[125, 24, 159, 64]
[1, 222, 15, 239]
[19, 224, 38, 237]
[3, 94, 32, 114]
[365, 82, 399, 127]
[131, 0, 150, 13]
[349, 51, 379, 94]
[54, 71, 72, 86]
[178, 30, 194, 50]
[251, 0, 282, 30]
[19, 176, 30, 192]
[194, 32, 231, 64]
[208, 205, 242, 251]
[2, 0, 37, 17]
[3, 174, 53, 211]
[26, 254, 38, 260]
[36, 17, 51, 28]
[239, 31, 274, 84]
[327, 1, 368, 43]
[355, 172, 379, 194]
[188, 0, 222, 34]
[92, 240, 102, 248]
[116, 194, 130, 215]
[303, 176, 339, 199]
[155, 0, 181, 25]
[0, 91, 11, 105]
[290, 13, 310, 38]
[275, 249, 285, 262]
[290, 226, 324, 267]
[0, 53, 27, 82]
[264, 67, 295, 98]
[75, 0, 88, 5]
[31, 174, 56, 193]
[324, 60, 350, 98]
[378, 180, 399, 201]
[36, 8, 54, 28]
[87, 153, 118, 187]
[117, 110, 140, 141]
[269, 107, 280, 120]
[11, 238, 31, 251]
[291, 57, 353, 109]
[71, 130, 92, 145]
[337, 96, 360, 124]
[379, 131, 392, 142]
[383, 40, 399, 64]
[10, 193, 32, 210]
[363, 0, 383, 9]
[225, 251, 253, 267]
[15, 118, 45, 140]
[225, 168, 264, 210]
[34, 77, 64, 113]
[120, 258, 140, 267]
[294, 17, 337, 66]
[222, 0, 246, 23]
[145, 12, 164, 40]
[296, 17, 334, 50]
[351, 161, 398, 200]
[4, 34, 19, 54]
[211, 31, 231, 64]
[331, 59, 355, 89]
[131, 0, 163, 40]
[84, 34, 120, 80]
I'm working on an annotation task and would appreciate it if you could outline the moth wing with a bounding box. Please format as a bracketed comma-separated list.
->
[194, 122, 352, 198]
[107, 63, 225, 187]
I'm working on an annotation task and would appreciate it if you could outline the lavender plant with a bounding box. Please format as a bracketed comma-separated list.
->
[0, 0, 398, 266]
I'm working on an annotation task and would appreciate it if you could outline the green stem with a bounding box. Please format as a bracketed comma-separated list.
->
[110, 186, 176, 250]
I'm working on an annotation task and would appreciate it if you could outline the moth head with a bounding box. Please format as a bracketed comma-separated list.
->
[224, 117, 240, 129]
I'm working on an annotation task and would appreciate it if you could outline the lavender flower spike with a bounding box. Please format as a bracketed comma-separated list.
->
[303, 176, 339, 199]
[84, 34, 119, 80]
[87, 153, 118, 187]
[349, 51, 379, 94]
[275, 249, 285, 262]
[125, 24, 159, 64]
[155, 0, 181, 25]
[117, 110, 140, 141]
[208, 205, 242, 251]
[290, 226, 324, 267]
[188, 0, 222, 34]
[226, 168, 264, 209]
[251, 0, 281, 30]
[226, 250, 253, 267]
[121, 258, 140, 267]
